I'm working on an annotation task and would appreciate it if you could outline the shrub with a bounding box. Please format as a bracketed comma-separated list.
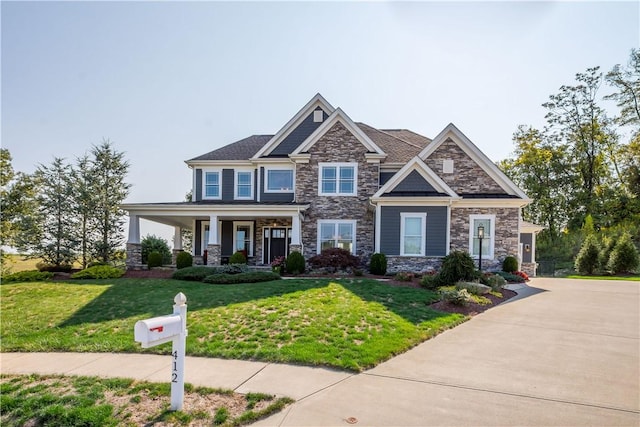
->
[172, 266, 218, 281]
[175, 252, 193, 269]
[455, 281, 491, 295]
[87, 261, 108, 268]
[574, 235, 600, 275]
[2, 270, 54, 283]
[502, 256, 518, 273]
[439, 288, 473, 306]
[203, 271, 281, 284]
[485, 273, 507, 291]
[420, 273, 443, 290]
[147, 251, 163, 268]
[71, 265, 124, 279]
[369, 253, 387, 275]
[394, 271, 414, 282]
[308, 248, 359, 272]
[36, 262, 72, 273]
[608, 234, 640, 274]
[285, 251, 306, 275]
[599, 236, 617, 271]
[212, 264, 250, 275]
[141, 234, 172, 264]
[439, 251, 477, 285]
[353, 269, 364, 276]
[495, 271, 525, 283]
[514, 271, 530, 281]
[229, 251, 247, 265]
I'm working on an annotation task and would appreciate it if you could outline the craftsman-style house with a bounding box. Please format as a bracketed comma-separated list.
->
[123, 94, 541, 276]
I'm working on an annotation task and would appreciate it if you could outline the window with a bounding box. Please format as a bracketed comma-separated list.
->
[469, 215, 495, 259]
[319, 163, 357, 196]
[400, 213, 426, 256]
[235, 171, 253, 199]
[317, 220, 356, 254]
[204, 172, 220, 199]
[233, 221, 254, 257]
[266, 169, 293, 192]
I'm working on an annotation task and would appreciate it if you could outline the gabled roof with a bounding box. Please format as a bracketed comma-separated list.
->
[419, 123, 530, 200]
[357, 123, 426, 164]
[372, 157, 459, 199]
[251, 93, 335, 159]
[381, 129, 432, 148]
[187, 135, 272, 162]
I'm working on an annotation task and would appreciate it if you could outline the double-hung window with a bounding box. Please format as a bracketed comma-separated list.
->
[317, 220, 356, 254]
[469, 215, 495, 259]
[319, 163, 357, 196]
[204, 171, 221, 199]
[266, 169, 293, 192]
[400, 213, 426, 256]
[235, 171, 253, 200]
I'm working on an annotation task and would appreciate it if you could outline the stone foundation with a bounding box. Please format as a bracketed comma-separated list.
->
[126, 243, 143, 269]
[520, 262, 537, 277]
[206, 244, 221, 266]
[385, 257, 443, 274]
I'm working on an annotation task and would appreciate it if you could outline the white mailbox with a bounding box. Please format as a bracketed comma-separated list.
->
[135, 314, 182, 348]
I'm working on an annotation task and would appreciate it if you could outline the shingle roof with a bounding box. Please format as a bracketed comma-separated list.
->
[188, 135, 273, 161]
[381, 129, 432, 148]
[356, 123, 430, 163]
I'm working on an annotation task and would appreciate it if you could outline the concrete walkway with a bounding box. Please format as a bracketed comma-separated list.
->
[2, 278, 639, 426]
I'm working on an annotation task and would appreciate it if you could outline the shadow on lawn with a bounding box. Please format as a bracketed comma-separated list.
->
[58, 277, 447, 328]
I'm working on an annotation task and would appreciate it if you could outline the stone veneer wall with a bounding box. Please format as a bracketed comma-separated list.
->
[520, 262, 537, 277]
[449, 207, 520, 271]
[295, 121, 377, 262]
[206, 244, 221, 266]
[423, 138, 506, 195]
[385, 256, 443, 275]
[126, 243, 143, 270]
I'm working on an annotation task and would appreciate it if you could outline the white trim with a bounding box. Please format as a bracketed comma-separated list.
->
[469, 214, 496, 259]
[233, 221, 254, 257]
[317, 219, 357, 254]
[375, 204, 381, 253]
[372, 156, 458, 199]
[234, 169, 254, 200]
[400, 212, 427, 256]
[202, 169, 222, 200]
[318, 162, 358, 196]
[265, 167, 294, 193]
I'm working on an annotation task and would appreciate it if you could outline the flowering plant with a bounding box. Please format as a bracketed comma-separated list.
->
[514, 271, 530, 281]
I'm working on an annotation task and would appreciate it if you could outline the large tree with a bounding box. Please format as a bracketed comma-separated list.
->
[73, 154, 98, 269]
[605, 48, 640, 129]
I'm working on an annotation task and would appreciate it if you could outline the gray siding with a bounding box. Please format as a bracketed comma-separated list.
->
[520, 233, 533, 263]
[379, 206, 447, 256]
[195, 169, 202, 201]
[259, 167, 294, 202]
[222, 169, 234, 201]
[380, 172, 396, 187]
[221, 221, 234, 256]
[195, 220, 202, 255]
[390, 170, 437, 193]
[270, 109, 328, 156]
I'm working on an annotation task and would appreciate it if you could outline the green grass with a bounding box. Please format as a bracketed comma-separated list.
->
[0, 374, 292, 427]
[564, 274, 640, 281]
[1, 278, 464, 371]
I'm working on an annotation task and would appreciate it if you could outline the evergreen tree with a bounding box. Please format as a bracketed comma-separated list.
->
[73, 154, 98, 268]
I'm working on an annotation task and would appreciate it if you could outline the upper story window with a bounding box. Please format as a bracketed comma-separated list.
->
[469, 214, 495, 259]
[319, 162, 357, 196]
[266, 169, 293, 192]
[204, 171, 221, 199]
[235, 170, 253, 199]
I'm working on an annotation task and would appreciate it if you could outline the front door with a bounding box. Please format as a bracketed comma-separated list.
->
[264, 228, 288, 264]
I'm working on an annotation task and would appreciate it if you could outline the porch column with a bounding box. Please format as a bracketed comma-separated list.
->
[172, 226, 183, 265]
[126, 215, 142, 269]
[207, 214, 221, 265]
[290, 214, 302, 253]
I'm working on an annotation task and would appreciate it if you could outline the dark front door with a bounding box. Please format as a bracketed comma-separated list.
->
[269, 228, 287, 263]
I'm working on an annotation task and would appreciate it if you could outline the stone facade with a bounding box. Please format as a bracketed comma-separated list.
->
[520, 262, 537, 277]
[126, 243, 143, 269]
[423, 138, 506, 195]
[295, 121, 378, 262]
[206, 244, 221, 266]
[385, 256, 443, 275]
[255, 218, 292, 265]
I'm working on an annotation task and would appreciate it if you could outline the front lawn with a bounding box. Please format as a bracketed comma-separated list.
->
[1, 278, 465, 371]
[564, 274, 640, 281]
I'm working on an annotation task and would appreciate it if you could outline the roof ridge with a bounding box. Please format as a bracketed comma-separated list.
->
[357, 122, 424, 150]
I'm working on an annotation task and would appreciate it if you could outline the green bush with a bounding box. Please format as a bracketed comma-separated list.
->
[71, 265, 124, 279]
[599, 236, 617, 271]
[2, 270, 54, 283]
[308, 248, 359, 272]
[394, 271, 414, 282]
[229, 251, 247, 264]
[608, 234, 640, 274]
[420, 273, 443, 290]
[212, 264, 250, 275]
[455, 281, 491, 295]
[495, 271, 525, 283]
[369, 253, 387, 275]
[36, 262, 72, 273]
[175, 252, 193, 269]
[439, 251, 477, 285]
[574, 235, 600, 275]
[171, 266, 218, 281]
[502, 256, 518, 273]
[484, 273, 507, 291]
[285, 251, 306, 275]
[203, 271, 281, 284]
[439, 288, 473, 306]
[141, 234, 172, 264]
[147, 251, 163, 268]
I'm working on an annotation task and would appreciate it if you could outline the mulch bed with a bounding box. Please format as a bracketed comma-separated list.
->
[428, 288, 518, 316]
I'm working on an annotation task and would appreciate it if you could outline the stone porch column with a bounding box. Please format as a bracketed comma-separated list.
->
[172, 226, 183, 265]
[290, 214, 302, 253]
[207, 214, 221, 265]
[126, 215, 142, 269]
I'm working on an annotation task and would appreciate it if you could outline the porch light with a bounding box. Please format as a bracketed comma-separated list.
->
[477, 225, 485, 272]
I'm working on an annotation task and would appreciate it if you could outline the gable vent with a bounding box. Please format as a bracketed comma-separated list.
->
[313, 110, 324, 123]
[443, 159, 454, 174]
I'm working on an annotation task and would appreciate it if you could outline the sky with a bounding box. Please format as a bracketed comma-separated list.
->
[2, 1, 638, 247]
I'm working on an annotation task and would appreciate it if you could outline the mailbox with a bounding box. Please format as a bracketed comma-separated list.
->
[134, 314, 183, 348]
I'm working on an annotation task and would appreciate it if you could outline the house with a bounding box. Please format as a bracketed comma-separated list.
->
[123, 94, 541, 276]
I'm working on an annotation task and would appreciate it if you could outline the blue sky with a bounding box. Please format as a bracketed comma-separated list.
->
[2, 1, 638, 245]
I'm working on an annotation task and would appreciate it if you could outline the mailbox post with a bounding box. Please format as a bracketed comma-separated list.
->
[134, 292, 188, 411]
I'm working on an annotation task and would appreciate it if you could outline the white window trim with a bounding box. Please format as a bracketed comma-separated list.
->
[316, 219, 357, 254]
[265, 167, 294, 193]
[202, 169, 222, 200]
[468, 214, 496, 259]
[400, 212, 427, 256]
[318, 162, 358, 196]
[234, 169, 254, 200]
[233, 221, 254, 257]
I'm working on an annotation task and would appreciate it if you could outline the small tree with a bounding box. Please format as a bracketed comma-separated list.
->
[439, 251, 476, 285]
[574, 235, 600, 275]
[608, 234, 639, 274]
[285, 251, 305, 275]
[141, 235, 172, 265]
[229, 251, 247, 264]
[369, 253, 387, 275]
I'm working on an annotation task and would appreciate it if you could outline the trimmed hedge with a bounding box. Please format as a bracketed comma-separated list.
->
[308, 248, 359, 271]
[2, 270, 54, 283]
[71, 265, 124, 279]
[176, 252, 193, 269]
[203, 271, 281, 284]
[502, 256, 518, 273]
[147, 251, 163, 268]
[171, 266, 219, 281]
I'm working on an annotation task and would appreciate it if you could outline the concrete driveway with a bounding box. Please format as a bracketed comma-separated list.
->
[259, 278, 639, 426]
